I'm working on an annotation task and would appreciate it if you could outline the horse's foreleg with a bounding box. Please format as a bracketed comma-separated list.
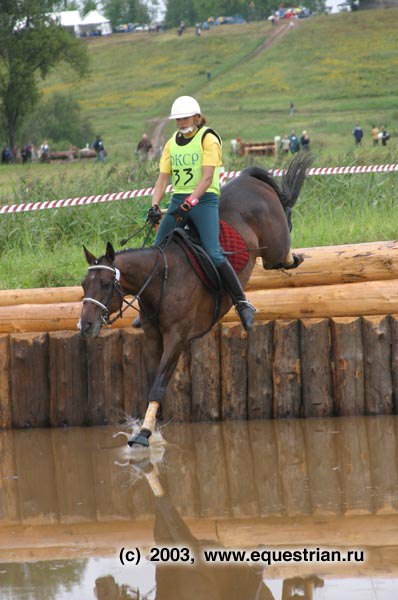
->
[129, 333, 185, 448]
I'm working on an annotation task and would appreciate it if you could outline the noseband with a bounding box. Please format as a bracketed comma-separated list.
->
[83, 264, 122, 325]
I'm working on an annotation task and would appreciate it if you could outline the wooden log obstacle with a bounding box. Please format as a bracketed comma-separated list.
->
[0, 240, 397, 427]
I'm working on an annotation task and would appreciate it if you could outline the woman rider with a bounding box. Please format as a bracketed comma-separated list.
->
[139, 95, 256, 331]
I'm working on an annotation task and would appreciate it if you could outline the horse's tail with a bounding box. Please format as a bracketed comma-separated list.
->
[280, 153, 313, 230]
[242, 153, 312, 230]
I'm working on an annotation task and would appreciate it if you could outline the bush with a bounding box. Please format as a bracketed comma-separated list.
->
[18, 93, 94, 149]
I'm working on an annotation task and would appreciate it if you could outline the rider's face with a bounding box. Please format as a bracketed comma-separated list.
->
[176, 116, 195, 131]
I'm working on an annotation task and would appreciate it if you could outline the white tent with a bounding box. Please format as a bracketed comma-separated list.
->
[52, 11, 81, 35]
[79, 10, 112, 36]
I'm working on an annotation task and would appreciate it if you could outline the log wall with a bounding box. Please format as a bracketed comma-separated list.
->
[1, 315, 398, 428]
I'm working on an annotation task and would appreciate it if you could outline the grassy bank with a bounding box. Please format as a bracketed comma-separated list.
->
[1, 155, 396, 289]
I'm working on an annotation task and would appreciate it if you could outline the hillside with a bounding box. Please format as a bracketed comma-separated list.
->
[41, 9, 398, 159]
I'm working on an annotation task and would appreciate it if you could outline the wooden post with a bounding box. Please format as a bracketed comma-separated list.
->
[51, 428, 97, 522]
[337, 418, 373, 515]
[362, 316, 394, 415]
[273, 320, 301, 418]
[14, 429, 59, 524]
[10, 333, 50, 428]
[193, 422, 230, 517]
[222, 421, 259, 517]
[191, 328, 221, 421]
[300, 319, 333, 417]
[164, 425, 199, 517]
[330, 317, 364, 416]
[0, 334, 11, 429]
[247, 321, 273, 419]
[392, 315, 398, 411]
[220, 323, 248, 420]
[248, 421, 284, 517]
[303, 419, 341, 515]
[86, 330, 124, 425]
[274, 420, 311, 516]
[366, 417, 398, 514]
[122, 329, 148, 421]
[163, 350, 192, 424]
[49, 331, 88, 427]
[0, 430, 19, 523]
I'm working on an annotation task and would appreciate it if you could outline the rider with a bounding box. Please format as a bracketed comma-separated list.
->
[136, 95, 256, 331]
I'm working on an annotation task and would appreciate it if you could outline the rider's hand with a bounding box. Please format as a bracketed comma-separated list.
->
[146, 204, 162, 226]
[170, 196, 199, 223]
[170, 200, 191, 223]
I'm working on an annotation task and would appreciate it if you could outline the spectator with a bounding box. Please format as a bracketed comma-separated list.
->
[281, 134, 290, 154]
[195, 23, 201, 36]
[40, 140, 50, 163]
[380, 125, 390, 147]
[300, 130, 310, 151]
[207, 71, 211, 81]
[1, 146, 12, 164]
[289, 129, 300, 153]
[289, 101, 295, 116]
[92, 135, 106, 163]
[371, 125, 379, 146]
[352, 124, 363, 146]
[136, 133, 153, 163]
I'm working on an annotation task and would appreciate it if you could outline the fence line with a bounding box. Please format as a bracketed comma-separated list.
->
[1, 163, 397, 216]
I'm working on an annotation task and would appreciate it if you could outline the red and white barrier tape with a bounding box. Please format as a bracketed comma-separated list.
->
[1, 163, 397, 215]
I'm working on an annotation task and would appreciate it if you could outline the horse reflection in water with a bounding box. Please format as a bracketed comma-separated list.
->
[94, 457, 324, 600]
[80, 155, 311, 447]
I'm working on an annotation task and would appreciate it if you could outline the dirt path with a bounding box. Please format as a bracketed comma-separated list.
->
[150, 21, 298, 151]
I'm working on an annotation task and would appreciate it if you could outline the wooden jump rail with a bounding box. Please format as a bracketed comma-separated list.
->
[0, 240, 397, 428]
[240, 141, 276, 157]
[0, 315, 398, 429]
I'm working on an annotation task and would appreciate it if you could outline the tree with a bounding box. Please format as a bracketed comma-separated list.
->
[0, 1, 89, 149]
[103, 0, 150, 28]
[82, 0, 97, 16]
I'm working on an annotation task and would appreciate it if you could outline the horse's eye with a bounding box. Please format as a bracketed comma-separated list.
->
[102, 281, 111, 290]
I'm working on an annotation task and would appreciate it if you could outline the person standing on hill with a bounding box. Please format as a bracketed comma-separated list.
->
[289, 129, 300, 153]
[136, 133, 153, 162]
[300, 130, 310, 151]
[352, 124, 363, 146]
[135, 95, 256, 331]
[371, 125, 379, 146]
[380, 125, 390, 146]
[93, 135, 106, 163]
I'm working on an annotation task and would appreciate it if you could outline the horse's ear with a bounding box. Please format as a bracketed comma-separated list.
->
[83, 245, 96, 265]
[106, 242, 115, 263]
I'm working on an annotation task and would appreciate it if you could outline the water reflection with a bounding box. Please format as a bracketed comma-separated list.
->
[0, 417, 398, 598]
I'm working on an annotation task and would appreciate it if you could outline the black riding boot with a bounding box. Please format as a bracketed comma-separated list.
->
[132, 315, 142, 328]
[217, 260, 256, 331]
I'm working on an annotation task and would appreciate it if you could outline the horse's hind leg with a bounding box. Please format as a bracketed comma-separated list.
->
[129, 332, 185, 447]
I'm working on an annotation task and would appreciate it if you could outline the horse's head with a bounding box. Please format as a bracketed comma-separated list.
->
[80, 242, 123, 338]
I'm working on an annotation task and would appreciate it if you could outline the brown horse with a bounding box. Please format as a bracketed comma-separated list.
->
[80, 154, 311, 446]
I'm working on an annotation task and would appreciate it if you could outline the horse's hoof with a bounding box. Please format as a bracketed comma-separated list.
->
[128, 433, 150, 448]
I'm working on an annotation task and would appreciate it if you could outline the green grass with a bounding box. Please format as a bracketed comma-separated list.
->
[1, 10, 398, 288]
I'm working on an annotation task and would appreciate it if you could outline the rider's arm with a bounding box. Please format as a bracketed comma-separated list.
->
[152, 172, 169, 207]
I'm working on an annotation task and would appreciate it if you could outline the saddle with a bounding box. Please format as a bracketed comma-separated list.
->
[170, 219, 250, 291]
[165, 220, 250, 330]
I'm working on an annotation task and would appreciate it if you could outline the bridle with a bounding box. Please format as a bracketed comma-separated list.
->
[82, 247, 168, 326]
[83, 264, 124, 325]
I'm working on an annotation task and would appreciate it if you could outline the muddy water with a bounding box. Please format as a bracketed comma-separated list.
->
[1, 417, 398, 599]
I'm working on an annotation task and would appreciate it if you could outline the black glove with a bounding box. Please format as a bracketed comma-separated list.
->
[170, 200, 191, 224]
[146, 204, 162, 226]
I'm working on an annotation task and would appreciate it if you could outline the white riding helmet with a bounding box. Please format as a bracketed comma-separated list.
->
[169, 96, 201, 119]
